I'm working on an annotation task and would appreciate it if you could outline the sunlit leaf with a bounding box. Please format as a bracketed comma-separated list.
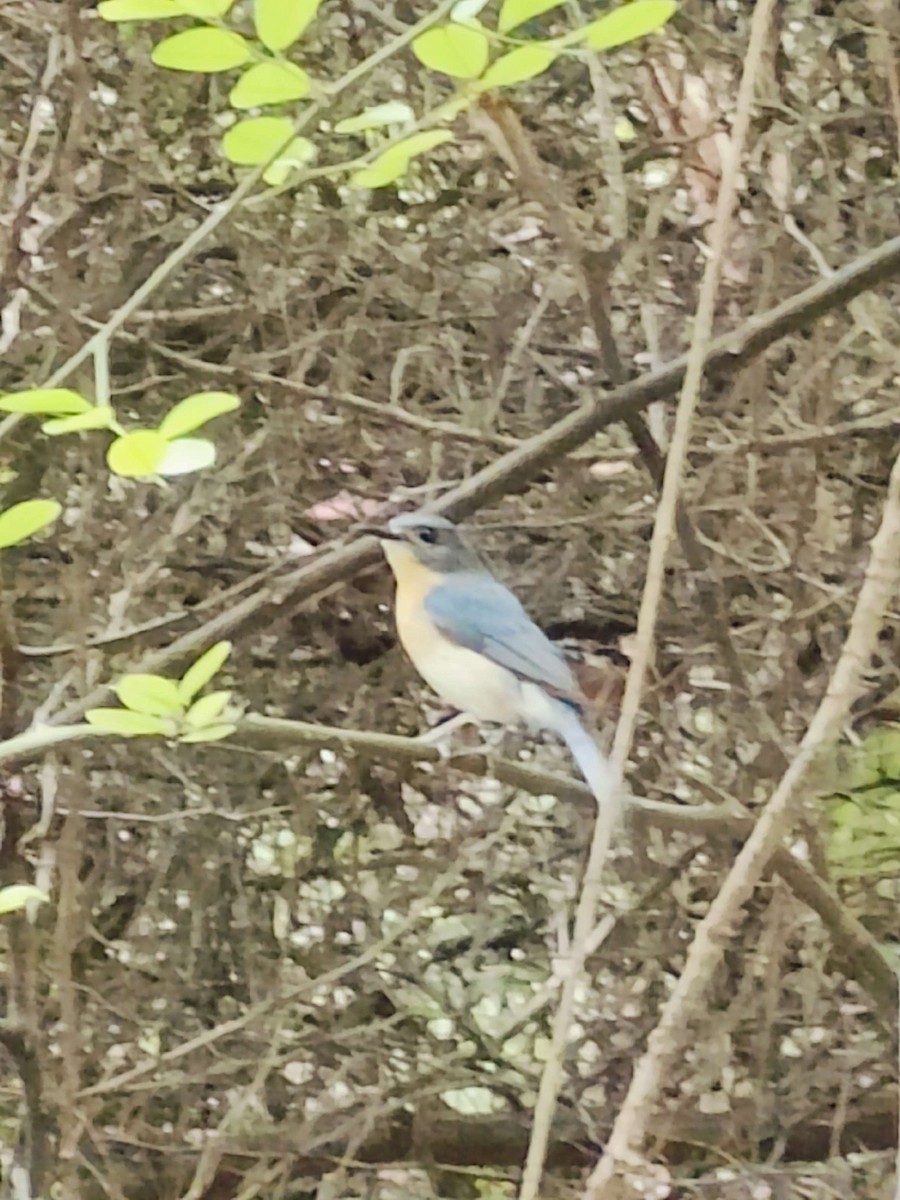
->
[0, 499, 61, 550]
[85, 708, 173, 736]
[223, 115, 294, 165]
[98, 0, 189, 20]
[580, 0, 677, 51]
[450, 0, 490, 22]
[180, 722, 237, 743]
[349, 130, 454, 189]
[254, 0, 322, 51]
[157, 437, 217, 475]
[262, 137, 317, 184]
[179, 641, 232, 703]
[107, 430, 167, 478]
[412, 25, 489, 79]
[0, 388, 91, 416]
[497, 0, 565, 34]
[42, 407, 116, 436]
[0, 885, 49, 917]
[229, 61, 312, 107]
[151, 27, 251, 72]
[185, 690, 233, 727]
[158, 391, 241, 440]
[335, 102, 415, 135]
[476, 44, 557, 89]
[115, 674, 183, 717]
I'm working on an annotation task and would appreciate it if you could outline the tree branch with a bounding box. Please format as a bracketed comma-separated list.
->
[42, 230, 900, 729]
[586, 418, 900, 1193]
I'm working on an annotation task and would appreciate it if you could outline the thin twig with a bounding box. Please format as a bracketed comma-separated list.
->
[587, 423, 900, 1190]
[0, 0, 458, 440]
[520, 4, 778, 1195]
[36, 230, 900, 730]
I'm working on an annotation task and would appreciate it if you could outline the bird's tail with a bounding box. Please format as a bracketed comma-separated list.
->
[553, 702, 620, 810]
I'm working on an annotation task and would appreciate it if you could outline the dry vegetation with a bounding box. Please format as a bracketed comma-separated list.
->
[1, 1, 900, 1198]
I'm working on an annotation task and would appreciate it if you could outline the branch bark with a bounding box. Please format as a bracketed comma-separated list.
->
[43, 231, 900, 729]
[585, 435, 900, 1193]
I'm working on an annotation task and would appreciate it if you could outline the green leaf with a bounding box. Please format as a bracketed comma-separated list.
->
[107, 430, 168, 478]
[179, 641, 232, 703]
[180, 722, 237, 743]
[98, 0, 189, 20]
[185, 690, 232, 727]
[262, 137, 316, 184]
[223, 115, 294, 165]
[0, 885, 49, 917]
[0, 499, 61, 550]
[85, 708, 173, 737]
[580, 1, 677, 51]
[157, 438, 217, 475]
[158, 391, 241, 440]
[0, 388, 91, 416]
[477, 44, 557, 89]
[335, 102, 415, 135]
[151, 27, 251, 72]
[450, 0, 491, 23]
[115, 674, 183, 717]
[254, 0, 322, 51]
[412, 25, 489, 79]
[229, 61, 312, 107]
[42, 407, 116, 436]
[350, 130, 454, 189]
[497, 0, 565, 34]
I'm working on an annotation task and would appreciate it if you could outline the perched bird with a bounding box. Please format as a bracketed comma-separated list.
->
[363, 512, 617, 806]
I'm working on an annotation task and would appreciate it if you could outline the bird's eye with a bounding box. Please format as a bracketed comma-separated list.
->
[417, 527, 437, 545]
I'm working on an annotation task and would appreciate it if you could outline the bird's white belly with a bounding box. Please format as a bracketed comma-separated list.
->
[408, 635, 563, 734]
[411, 637, 524, 725]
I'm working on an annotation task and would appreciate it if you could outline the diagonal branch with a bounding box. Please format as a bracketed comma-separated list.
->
[43, 230, 900, 728]
[586, 425, 900, 1193]
[518, 3, 779, 1194]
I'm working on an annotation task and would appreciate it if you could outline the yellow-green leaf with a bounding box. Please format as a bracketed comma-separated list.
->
[157, 438, 217, 475]
[262, 137, 317, 184]
[581, 0, 677, 51]
[350, 130, 454, 189]
[229, 61, 312, 108]
[0, 499, 61, 550]
[98, 0, 189, 20]
[0, 885, 49, 917]
[159, 391, 241, 440]
[0, 388, 91, 416]
[107, 430, 167, 478]
[497, 0, 564, 34]
[42, 407, 116, 436]
[223, 115, 294, 165]
[85, 709, 173, 736]
[179, 641, 232, 703]
[180, 722, 237, 743]
[115, 674, 183, 717]
[335, 102, 415, 135]
[254, 0, 322, 51]
[151, 27, 251, 72]
[476, 44, 557, 89]
[412, 25, 489, 79]
[185, 690, 232, 727]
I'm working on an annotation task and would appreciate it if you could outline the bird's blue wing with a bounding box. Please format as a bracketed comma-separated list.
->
[424, 572, 580, 703]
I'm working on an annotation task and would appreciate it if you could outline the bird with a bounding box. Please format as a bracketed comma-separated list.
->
[362, 512, 617, 807]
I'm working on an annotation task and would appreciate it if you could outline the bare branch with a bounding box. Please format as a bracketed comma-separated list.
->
[586, 416, 900, 1192]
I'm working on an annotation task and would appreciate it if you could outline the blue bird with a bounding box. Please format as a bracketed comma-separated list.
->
[364, 513, 616, 806]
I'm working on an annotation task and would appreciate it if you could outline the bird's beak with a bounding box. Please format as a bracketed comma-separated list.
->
[355, 523, 401, 541]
